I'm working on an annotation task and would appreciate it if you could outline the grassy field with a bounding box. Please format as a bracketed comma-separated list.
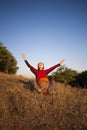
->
[0, 72, 87, 130]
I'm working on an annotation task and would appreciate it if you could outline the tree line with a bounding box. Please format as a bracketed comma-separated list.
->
[48, 66, 87, 88]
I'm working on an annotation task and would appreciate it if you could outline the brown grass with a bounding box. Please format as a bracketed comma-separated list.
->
[0, 72, 87, 130]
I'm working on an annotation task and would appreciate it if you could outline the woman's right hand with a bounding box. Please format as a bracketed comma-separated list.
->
[59, 59, 65, 65]
[22, 53, 27, 60]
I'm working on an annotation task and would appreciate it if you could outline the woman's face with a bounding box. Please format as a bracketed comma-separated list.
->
[38, 63, 44, 70]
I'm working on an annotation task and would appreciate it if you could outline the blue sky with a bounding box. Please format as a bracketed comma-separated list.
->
[0, 0, 87, 78]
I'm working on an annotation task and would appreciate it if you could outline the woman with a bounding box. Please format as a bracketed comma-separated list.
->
[22, 53, 65, 94]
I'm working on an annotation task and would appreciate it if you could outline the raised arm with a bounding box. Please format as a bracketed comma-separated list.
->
[46, 59, 65, 74]
[22, 53, 37, 74]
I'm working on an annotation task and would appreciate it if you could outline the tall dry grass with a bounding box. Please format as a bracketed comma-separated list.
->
[0, 72, 87, 130]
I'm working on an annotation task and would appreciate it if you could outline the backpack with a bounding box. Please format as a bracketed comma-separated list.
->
[38, 77, 49, 94]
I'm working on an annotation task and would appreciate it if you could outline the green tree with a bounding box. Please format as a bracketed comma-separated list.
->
[74, 70, 87, 88]
[48, 65, 78, 85]
[0, 42, 19, 74]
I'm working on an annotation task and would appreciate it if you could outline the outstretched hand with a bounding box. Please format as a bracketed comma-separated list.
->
[22, 53, 27, 60]
[59, 59, 65, 65]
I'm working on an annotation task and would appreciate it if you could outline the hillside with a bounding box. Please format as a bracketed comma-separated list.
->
[0, 72, 87, 130]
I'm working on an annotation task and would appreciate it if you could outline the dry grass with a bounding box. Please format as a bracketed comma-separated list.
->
[0, 72, 87, 130]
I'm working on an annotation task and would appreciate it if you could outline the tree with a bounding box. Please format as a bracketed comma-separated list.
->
[0, 42, 19, 74]
[48, 65, 78, 85]
[73, 70, 87, 88]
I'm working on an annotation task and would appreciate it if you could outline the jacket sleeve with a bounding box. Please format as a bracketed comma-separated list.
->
[24, 60, 37, 74]
[46, 64, 60, 74]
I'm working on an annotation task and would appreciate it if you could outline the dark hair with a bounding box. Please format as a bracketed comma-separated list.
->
[37, 62, 44, 70]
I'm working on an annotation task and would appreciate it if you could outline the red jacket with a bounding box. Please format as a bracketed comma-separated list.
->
[25, 60, 60, 80]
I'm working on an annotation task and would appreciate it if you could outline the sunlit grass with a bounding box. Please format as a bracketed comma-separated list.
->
[0, 72, 87, 130]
